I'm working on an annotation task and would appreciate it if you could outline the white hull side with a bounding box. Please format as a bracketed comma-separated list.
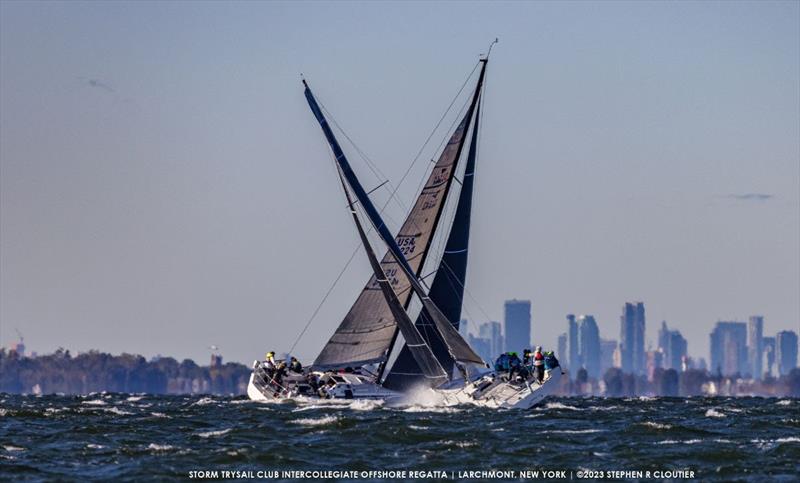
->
[438, 369, 562, 409]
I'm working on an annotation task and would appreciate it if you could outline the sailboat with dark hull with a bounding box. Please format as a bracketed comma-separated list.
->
[247, 52, 562, 409]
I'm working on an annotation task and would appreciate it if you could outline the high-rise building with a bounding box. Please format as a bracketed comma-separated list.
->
[600, 339, 617, 375]
[620, 302, 646, 375]
[776, 330, 798, 376]
[467, 333, 492, 364]
[504, 299, 531, 352]
[763, 336, 776, 377]
[710, 321, 748, 377]
[578, 315, 601, 379]
[748, 316, 764, 379]
[667, 331, 688, 371]
[567, 314, 579, 372]
[557, 333, 567, 366]
[646, 350, 663, 382]
[657, 321, 688, 371]
[478, 321, 504, 359]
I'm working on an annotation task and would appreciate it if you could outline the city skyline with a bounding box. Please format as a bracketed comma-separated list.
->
[458, 299, 797, 380]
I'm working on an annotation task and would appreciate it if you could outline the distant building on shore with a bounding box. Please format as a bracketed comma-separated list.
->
[776, 330, 798, 376]
[567, 314, 579, 372]
[748, 316, 764, 379]
[658, 321, 688, 371]
[600, 339, 618, 375]
[620, 302, 646, 375]
[710, 321, 748, 377]
[504, 299, 531, 352]
[577, 315, 601, 379]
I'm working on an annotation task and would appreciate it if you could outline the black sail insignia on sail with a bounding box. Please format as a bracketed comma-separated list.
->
[336, 169, 448, 386]
[382, 101, 482, 390]
[306, 80, 473, 371]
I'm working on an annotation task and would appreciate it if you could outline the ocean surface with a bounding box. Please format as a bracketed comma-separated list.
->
[1, 394, 798, 481]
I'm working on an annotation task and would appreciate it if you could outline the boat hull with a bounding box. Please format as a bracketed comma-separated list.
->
[439, 368, 562, 409]
[247, 361, 399, 401]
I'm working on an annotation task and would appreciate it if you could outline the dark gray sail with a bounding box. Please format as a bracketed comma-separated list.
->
[337, 169, 448, 386]
[383, 101, 482, 390]
[305, 66, 487, 369]
[306, 80, 473, 370]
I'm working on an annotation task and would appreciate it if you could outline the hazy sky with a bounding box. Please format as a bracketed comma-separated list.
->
[1, 1, 798, 365]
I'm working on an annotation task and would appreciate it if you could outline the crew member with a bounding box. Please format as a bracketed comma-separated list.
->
[533, 346, 545, 383]
[289, 356, 303, 373]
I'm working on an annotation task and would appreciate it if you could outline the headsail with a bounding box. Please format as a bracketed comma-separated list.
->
[306, 81, 472, 370]
[383, 102, 482, 389]
[337, 169, 448, 386]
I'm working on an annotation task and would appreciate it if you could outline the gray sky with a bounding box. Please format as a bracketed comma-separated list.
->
[1, 1, 798, 365]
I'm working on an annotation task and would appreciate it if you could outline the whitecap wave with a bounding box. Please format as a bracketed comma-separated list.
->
[348, 399, 383, 411]
[125, 396, 143, 402]
[293, 415, 339, 426]
[400, 405, 462, 414]
[81, 399, 107, 406]
[197, 428, 231, 438]
[657, 439, 702, 445]
[193, 397, 217, 406]
[544, 429, 606, 434]
[104, 407, 133, 416]
[86, 443, 104, 449]
[442, 440, 477, 448]
[776, 400, 792, 406]
[775, 436, 800, 443]
[539, 402, 581, 411]
[705, 408, 726, 418]
[149, 412, 169, 418]
[147, 443, 174, 451]
[3, 446, 24, 452]
[640, 421, 672, 430]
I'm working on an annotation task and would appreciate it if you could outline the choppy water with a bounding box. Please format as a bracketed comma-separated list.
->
[1, 394, 798, 481]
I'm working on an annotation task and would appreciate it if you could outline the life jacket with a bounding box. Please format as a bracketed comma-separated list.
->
[533, 351, 544, 366]
[494, 353, 511, 372]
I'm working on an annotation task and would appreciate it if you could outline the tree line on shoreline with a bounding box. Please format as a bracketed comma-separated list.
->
[0, 349, 251, 395]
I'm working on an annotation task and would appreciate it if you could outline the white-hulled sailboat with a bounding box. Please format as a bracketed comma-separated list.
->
[247, 48, 562, 409]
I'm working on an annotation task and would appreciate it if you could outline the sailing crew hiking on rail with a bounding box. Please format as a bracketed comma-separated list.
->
[494, 347, 559, 385]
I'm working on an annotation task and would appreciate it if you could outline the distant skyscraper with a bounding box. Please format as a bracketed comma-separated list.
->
[776, 331, 798, 376]
[710, 321, 748, 377]
[763, 336, 776, 377]
[504, 300, 531, 352]
[578, 315, 601, 379]
[600, 339, 617, 375]
[658, 321, 687, 371]
[567, 314, 579, 372]
[748, 316, 764, 379]
[478, 321, 504, 359]
[646, 350, 663, 382]
[558, 333, 567, 364]
[467, 333, 492, 364]
[620, 302, 646, 375]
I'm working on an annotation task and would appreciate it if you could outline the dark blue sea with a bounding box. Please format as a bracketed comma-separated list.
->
[1, 394, 798, 481]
